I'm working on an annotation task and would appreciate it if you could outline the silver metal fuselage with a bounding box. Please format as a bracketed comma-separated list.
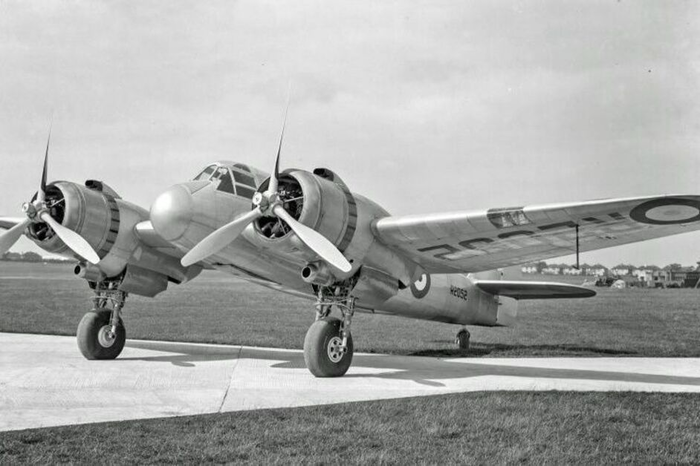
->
[148, 165, 515, 327]
[27, 164, 515, 327]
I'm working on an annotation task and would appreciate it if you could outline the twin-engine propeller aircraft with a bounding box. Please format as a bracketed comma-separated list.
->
[3, 126, 700, 377]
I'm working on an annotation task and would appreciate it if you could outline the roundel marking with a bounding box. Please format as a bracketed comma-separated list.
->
[410, 273, 431, 299]
[629, 198, 700, 225]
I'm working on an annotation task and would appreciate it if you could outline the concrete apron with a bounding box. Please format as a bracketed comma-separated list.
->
[2, 332, 700, 432]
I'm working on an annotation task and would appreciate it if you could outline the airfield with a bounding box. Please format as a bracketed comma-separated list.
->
[3, 332, 700, 433]
[3, 262, 700, 462]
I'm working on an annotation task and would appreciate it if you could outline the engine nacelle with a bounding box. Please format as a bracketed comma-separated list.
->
[243, 170, 370, 276]
[28, 180, 198, 296]
[249, 170, 353, 257]
[27, 181, 128, 274]
[240, 168, 419, 289]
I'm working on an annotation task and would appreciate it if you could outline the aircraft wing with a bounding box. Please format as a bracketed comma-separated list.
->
[475, 280, 596, 300]
[373, 194, 700, 274]
[133, 220, 187, 258]
[0, 217, 25, 230]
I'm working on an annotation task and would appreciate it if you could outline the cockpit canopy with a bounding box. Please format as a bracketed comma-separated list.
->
[193, 162, 260, 200]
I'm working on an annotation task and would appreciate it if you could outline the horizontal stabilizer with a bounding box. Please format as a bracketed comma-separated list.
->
[475, 280, 596, 300]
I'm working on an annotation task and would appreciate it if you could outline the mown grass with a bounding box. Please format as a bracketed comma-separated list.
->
[3, 263, 700, 463]
[2, 391, 700, 464]
[2, 262, 700, 357]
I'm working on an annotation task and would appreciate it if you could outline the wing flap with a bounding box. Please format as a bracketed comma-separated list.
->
[475, 280, 596, 300]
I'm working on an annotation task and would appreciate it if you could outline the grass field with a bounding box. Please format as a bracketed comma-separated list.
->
[1, 262, 700, 357]
[3, 262, 700, 462]
[2, 392, 700, 464]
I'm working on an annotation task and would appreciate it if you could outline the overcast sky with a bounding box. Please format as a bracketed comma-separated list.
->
[1, 0, 699, 266]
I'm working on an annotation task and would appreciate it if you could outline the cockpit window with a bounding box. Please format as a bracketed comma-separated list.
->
[212, 167, 235, 195]
[236, 185, 256, 199]
[233, 163, 252, 173]
[193, 163, 259, 199]
[193, 165, 216, 181]
[232, 169, 256, 188]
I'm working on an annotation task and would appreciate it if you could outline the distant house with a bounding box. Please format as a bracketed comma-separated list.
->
[561, 265, 582, 276]
[652, 270, 671, 286]
[633, 265, 662, 287]
[633, 269, 654, 286]
[521, 263, 539, 274]
[583, 264, 607, 277]
[670, 267, 695, 283]
[611, 264, 636, 276]
[542, 264, 562, 275]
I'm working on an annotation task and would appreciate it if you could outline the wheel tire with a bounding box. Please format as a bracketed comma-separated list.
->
[304, 317, 353, 377]
[77, 309, 126, 360]
[456, 329, 470, 350]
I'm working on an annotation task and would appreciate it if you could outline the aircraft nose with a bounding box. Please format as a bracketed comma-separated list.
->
[150, 184, 195, 241]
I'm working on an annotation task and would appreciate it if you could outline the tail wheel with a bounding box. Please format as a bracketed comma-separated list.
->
[304, 317, 353, 377]
[456, 328, 470, 350]
[77, 309, 126, 360]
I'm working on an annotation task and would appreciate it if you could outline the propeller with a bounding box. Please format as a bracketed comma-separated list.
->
[0, 132, 101, 264]
[181, 102, 353, 274]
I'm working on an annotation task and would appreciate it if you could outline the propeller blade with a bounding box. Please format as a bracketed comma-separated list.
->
[0, 218, 32, 256]
[268, 88, 292, 195]
[272, 205, 352, 273]
[38, 129, 51, 202]
[39, 212, 100, 264]
[181, 208, 263, 267]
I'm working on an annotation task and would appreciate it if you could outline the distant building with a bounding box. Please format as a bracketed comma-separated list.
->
[517, 261, 700, 287]
[542, 264, 565, 275]
[561, 266, 582, 276]
[633, 268, 654, 286]
[611, 264, 636, 276]
[583, 264, 607, 276]
[670, 267, 694, 283]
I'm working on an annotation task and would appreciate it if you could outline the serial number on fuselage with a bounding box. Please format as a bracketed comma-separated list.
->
[450, 286, 469, 301]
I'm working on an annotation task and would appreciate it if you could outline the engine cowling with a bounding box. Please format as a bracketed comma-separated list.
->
[27, 181, 126, 273]
[240, 167, 418, 291]
[244, 169, 364, 268]
[27, 180, 196, 295]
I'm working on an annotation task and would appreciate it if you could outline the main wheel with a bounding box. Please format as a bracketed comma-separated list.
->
[77, 309, 126, 360]
[304, 317, 353, 377]
[456, 328, 470, 350]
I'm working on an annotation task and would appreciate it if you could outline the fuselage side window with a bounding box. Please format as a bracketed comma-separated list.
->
[193, 165, 216, 181]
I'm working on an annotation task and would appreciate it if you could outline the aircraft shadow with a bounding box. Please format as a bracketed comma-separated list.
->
[124, 340, 700, 389]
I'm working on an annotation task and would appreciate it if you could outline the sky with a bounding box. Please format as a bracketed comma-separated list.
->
[0, 0, 699, 267]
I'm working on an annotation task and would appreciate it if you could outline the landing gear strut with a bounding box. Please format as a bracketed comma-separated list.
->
[304, 284, 357, 377]
[77, 280, 128, 360]
[456, 327, 470, 351]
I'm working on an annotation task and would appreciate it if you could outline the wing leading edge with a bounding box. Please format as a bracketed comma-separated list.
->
[374, 194, 700, 274]
[0, 217, 25, 231]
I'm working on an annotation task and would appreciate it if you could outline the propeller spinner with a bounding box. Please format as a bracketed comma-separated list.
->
[0, 133, 100, 264]
[180, 110, 353, 273]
